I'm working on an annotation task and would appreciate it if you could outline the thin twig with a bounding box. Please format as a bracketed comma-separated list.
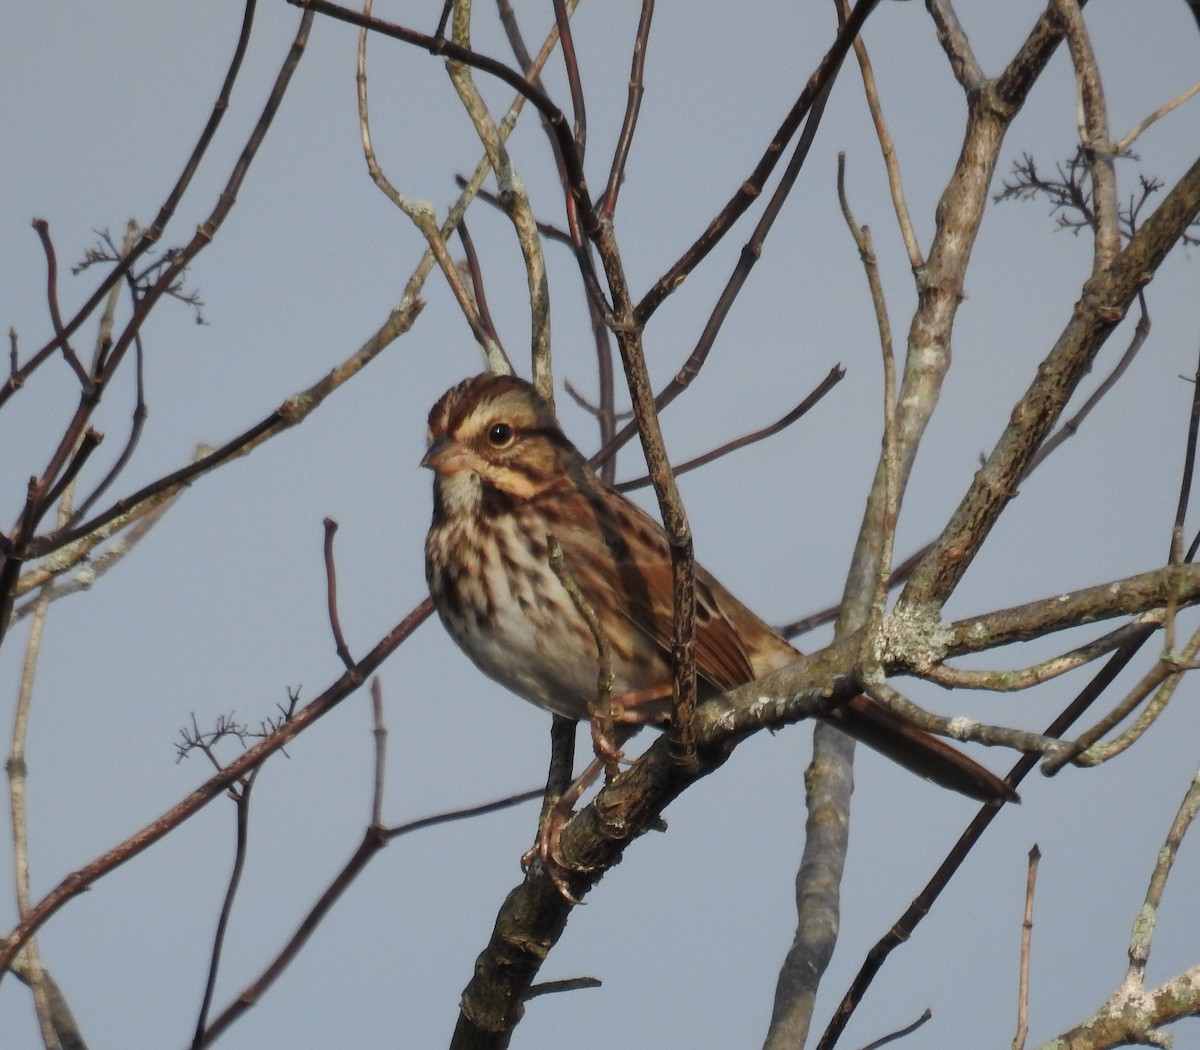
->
[1065, 620, 1200, 769]
[356, 1, 509, 373]
[195, 823, 389, 1047]
[74, 224, 147, 520]
[1025, 292, 1150, 475]
[197, 774, 542, 1048]
[862, 1009, 933, 1049]
[551, 0, 586, 156]
[455, 176, 572, 244]
[31, 219, 90, 389]
[864, 677, 1062, 756]
[457, 219, 506, 357]
[1114, 80, 1200, 154]
[445, 0, 553, 382]
[816, 632, 1146, 1049]
[0, 599, 434, 974]
[1126, 768, 1200, 984]
[191, 771, 257, 1049]
[596, 59, 841, 472]
[835, 149, 897, 650]
[921, 614, 1163, 691]
[370, 678, 386, 829]
[1012, 844, 1040, 1050]
[323, 518, 355, 672]
[601, 0, 654, 218]
[384, 788, 545, 841]
[838, 0, 922, 268]
[524, 977, 602, 1000]
[15, 446, 203, 606]
[612, 367, 845, 493]
[634, 0, 884, 325]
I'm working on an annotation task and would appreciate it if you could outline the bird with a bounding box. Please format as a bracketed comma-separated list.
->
[422, 371, 1016, 821]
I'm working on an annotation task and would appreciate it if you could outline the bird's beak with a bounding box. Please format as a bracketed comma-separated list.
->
[421, 434, 471, 474]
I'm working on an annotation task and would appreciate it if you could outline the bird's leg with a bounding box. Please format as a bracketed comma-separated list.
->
[526, 718, 655, 903]
[589, 685, 670, 773]
[523, 750, 606, 902]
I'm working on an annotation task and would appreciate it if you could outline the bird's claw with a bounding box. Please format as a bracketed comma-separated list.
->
[522, 802, 585, 904]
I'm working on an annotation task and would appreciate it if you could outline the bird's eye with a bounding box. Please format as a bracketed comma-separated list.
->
[487, 422, 515, 448]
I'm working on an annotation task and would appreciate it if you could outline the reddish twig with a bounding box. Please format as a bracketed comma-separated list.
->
[370, 677, 386, 828]
[595, 66, 842, 472]
[457, 218, 508, 361]
[634, 0, 883, 325]
[0, 598, 434, 976]
[601, 0, 654, 219]
[386, 787, 544, 841]
[862, 1010, 933, 1049]
[31, 219, 90, 389]
[323, 518, 356, 672]
[191, 769, 258, 1050]
[0, 0, 260, 408]
[194, 777, 542, 1047]
[613, 366, 845, 493]
[552, 0, 586, 156]
[196, 825, 389, 1047]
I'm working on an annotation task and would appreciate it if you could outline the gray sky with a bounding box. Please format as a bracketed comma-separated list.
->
[3, 2, 1200, 1047]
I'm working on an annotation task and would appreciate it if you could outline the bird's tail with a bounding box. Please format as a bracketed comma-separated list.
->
[828, 695, 1019, 804]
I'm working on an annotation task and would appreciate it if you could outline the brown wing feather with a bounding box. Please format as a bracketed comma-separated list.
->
[622, 558, 760, 694]
[545, 466, 759, 694]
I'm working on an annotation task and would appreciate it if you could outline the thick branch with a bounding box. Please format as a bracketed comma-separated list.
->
[900, 150, 1200, 610]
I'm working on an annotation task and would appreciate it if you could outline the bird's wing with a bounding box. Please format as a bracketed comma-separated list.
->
[548, 475, 759, 694]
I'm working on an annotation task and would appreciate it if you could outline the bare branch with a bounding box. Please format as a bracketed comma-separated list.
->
[600, 0, 654, 219]
[1012, 845, 1040, 1050]
[613, 367, 845, 493]
[839, 0, 922, 268]
[927, 0, 984, 93]
[356, 3, 507, 373]
[322, 518, 355, 672]
[0, 0, 261, 408]
[1115, 80, 1200, 155]
[635, 0, 883, 324]
[899, 150, 1200, 611]
[1053, 0, 1120, 267]
[0, 599, 434, 973]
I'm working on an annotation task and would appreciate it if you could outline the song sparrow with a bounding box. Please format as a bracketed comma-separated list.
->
[423, 372, 1015, 805]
